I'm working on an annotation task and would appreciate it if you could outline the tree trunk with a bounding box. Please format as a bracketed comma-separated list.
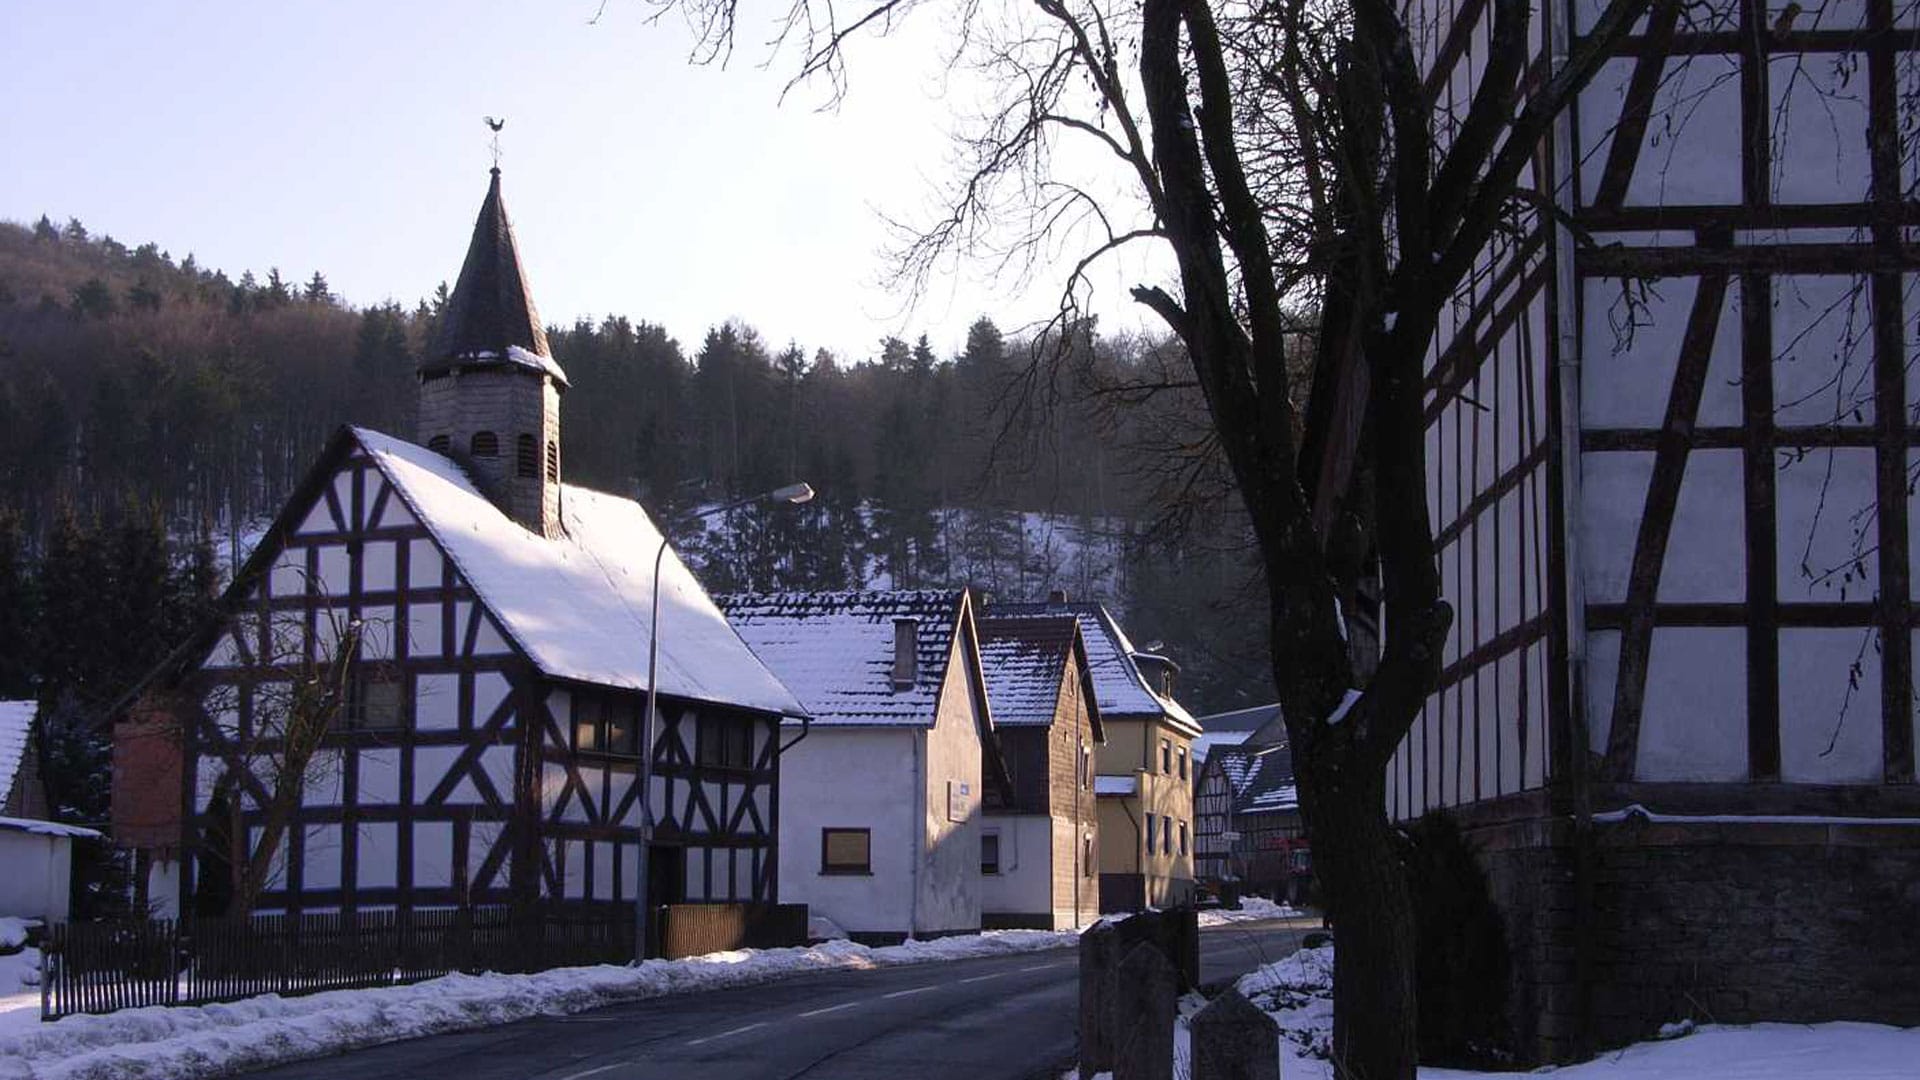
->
[1299, 741, 1417, 1080]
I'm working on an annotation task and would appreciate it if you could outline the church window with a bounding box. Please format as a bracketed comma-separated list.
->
[470, 431, 498, 457]
[545, 440, 559, 481]
[516, 434, 537, 478]
[428, 434, 451, 455]
[351, 670, 406, 730]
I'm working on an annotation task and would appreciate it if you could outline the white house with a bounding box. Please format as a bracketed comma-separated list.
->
[720, 590, 997, 944]
[0, 699, 97, 924]
[113, 169, 802, 924]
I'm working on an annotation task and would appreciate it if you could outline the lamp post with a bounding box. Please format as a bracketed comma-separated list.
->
[634, 481, 814, 961]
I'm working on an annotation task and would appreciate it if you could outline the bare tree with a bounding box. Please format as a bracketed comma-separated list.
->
[200, 600, 393, 916]
[633, 0, 1654, 1074]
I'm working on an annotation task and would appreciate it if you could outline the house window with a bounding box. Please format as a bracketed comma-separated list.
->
[1177, 747, 1188, 781]
[981, 832, 1000, 875]
[1081, 745, 1092, 790]
[1145, 812, 1156, 855]
[606, 701, 639, 757]
[428, 434, 451, 455]
[1161, 739, 1172, 774]
[352, 671, 405, 729]
[1179, 821, 1188, 856]
[516, 434, 537, 478]
[697, 715, 753, 770]
[821, 828, 871, 875]
[470, 431, 499, 457]
[545, 440, 559, 481]
[573, 695, 603, 752]
[1163, 816, 1173, 856]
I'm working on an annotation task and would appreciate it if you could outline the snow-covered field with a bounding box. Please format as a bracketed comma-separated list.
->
[1071, 944, 1920, 1080]
[0, 928, 1079, 1080]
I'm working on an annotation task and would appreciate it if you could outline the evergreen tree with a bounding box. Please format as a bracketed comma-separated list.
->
[62, 217, 88, 244]
[304, 271, 331, 304]
[0, 514, 36, 698]
[126, 279, 163, 312]
[70, 278, 116, 319]
[32, 215, 59, 243]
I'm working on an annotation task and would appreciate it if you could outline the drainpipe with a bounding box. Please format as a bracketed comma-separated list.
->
[910, 730, 924, 938]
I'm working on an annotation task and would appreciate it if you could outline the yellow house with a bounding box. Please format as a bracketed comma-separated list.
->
[988, 595, 1201, 911]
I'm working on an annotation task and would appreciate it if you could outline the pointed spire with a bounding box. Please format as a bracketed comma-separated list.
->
[428, 168, 564, 382]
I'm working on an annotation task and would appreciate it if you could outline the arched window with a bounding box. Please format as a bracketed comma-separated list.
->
[545, 440, 559, 481]
[516, 434, 537, 478]
[470, 431, 499, 457]
[427, 434, 451, 455]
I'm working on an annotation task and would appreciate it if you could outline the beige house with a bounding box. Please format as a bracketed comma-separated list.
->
[988, 595, 1200, 911]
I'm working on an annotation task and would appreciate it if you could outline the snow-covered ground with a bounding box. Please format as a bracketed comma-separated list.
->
[1069, 943, 1920, 1080]
[0, 927, 1080, 1080]
[1195, 897, 1302, 927]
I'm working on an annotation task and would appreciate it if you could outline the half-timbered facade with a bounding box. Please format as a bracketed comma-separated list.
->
[114, 170, 802, 922]
[719, 590, 999, 944]
[1369, 0, 1920, 1060]
[976, 615, 1103, 930]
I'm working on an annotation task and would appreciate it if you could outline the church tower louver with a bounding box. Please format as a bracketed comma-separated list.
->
[417, 167, 568, 536]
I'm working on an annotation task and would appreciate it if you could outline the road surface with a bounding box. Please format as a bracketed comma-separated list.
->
[245, 918, 1319, 1080]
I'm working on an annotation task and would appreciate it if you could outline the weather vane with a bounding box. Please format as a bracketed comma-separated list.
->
[484, 116, 505, 169]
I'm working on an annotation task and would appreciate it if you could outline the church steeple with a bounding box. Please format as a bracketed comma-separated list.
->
[424, 167, 565, 381]
[418, 168, 566, 537]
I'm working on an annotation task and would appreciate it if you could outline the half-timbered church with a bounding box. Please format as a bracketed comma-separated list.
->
[1352, 0, 1920, 1063]
[113, 169, 803, 921]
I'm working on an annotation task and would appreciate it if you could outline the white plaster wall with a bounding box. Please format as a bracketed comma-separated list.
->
[0, 832, 73, 922]
[979, 813, 1052, 920]
[777, 727, 919, 936]
[920, 637, 985, 934]
[146, 856, 181, 919]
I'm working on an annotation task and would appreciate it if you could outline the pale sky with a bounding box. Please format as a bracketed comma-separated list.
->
[0, 0, 1162, 360]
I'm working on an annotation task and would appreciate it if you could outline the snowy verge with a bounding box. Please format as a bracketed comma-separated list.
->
[0, 928, 1080, 1080]
[1096, 942, 1920, 1080]
[1195, 898, 1302, 927]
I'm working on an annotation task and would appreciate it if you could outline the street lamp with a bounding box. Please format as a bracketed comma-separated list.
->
[634, 481, 814, 961]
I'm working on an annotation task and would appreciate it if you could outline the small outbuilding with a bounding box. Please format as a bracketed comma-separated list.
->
[0, 700, 99, 923]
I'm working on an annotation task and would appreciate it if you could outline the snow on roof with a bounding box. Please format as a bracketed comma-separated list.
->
[1235, 743, 1299, 815]
[355, 429, 801, 716]
[717, 590, 965, 726]
[1094, 775, 1137, 796]
[1197, 702, 1283, 734]
[0, 816, 98, 839]
[0, 701, 32, 810]
[1192, 729, 1251, 763]
[987, 599, 1202, 735]
[975, 616, 1077, 727]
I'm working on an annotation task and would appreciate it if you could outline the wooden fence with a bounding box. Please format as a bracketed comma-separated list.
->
[40, 905, 635, 1021]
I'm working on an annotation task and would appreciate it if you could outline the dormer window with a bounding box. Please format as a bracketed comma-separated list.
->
[471, 431, 499, 457]
[517, 434, 537, 478]
[428, 434, 451, 455]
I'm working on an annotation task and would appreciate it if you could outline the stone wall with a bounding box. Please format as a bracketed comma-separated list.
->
[1466, 813, 1920, 1064]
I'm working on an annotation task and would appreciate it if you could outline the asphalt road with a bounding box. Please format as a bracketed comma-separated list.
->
[244, 918, 1320, 1080]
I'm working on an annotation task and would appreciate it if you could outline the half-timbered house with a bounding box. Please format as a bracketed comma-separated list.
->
[986, 594, 1202, 911]
[719, 590, 999, 944]
[975, 615, 1103, 930]
[113, 169, 803, 922]
[1321, 0, 1920, 1060]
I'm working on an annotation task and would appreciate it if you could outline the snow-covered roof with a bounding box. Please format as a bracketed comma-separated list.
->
[1192, 730, 1251, 764]
[1094, 775, 1137, 796]
[976, 616, 1079, 728]
[0, 816, 98, 839]
[0, 701, 32, 810]
[717, 590, 966, 726]
[987, 599, 1202, 736]
[1235, 743, 1299, 816]
[355, 428, 801, 716]
[1197, 702, 1283, 735]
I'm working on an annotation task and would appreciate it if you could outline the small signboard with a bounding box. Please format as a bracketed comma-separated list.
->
[947, 780, 972, 822]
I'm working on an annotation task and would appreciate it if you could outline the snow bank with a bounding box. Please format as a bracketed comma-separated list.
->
[0, 928, 1079, 1080]
[1196, 898, 1301, 927]
[0, 918, 34, 951]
